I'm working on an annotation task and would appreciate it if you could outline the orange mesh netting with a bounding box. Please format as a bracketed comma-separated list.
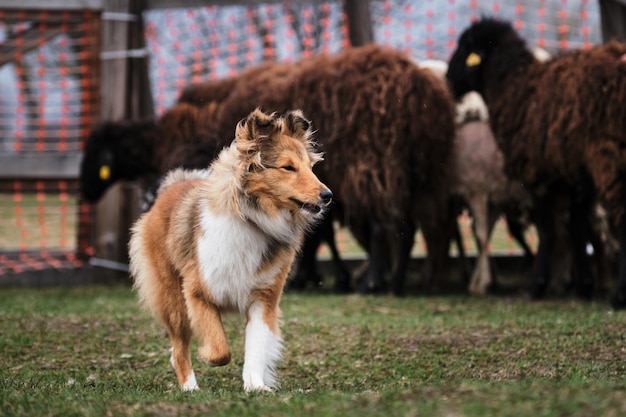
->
[0, 9, 99, 276]
[0, 1, 601, 278]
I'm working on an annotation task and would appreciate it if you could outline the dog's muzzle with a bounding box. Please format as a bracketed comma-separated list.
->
[319, 188, 333, 206]
[290, 189, 332, 215]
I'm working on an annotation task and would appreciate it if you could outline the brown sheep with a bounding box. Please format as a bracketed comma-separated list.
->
[446, 18, 626, 309]
[194, 44, 457, 295]
[83, 44, 456, 295]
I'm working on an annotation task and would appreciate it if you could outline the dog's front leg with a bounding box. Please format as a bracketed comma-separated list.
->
[182, 280, 232, 368]
[243, 299, 283, 392]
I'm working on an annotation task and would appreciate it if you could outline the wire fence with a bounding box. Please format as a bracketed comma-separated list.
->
[0, 9, 99, 275]
[0, 0, 601, 277]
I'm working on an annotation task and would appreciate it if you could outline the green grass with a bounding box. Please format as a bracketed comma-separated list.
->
[0, 285, 624, 417]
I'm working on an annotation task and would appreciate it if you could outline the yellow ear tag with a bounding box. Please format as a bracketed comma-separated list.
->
[466, 52, 481, 67]
[99, 165, 111, 181]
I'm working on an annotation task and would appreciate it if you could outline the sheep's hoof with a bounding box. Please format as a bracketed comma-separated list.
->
[391, 286, 406, 298]
[333, 274, 353, 294]
[287, 271, 322, 291]
[609, 291, 626, 311]
[359, 277, 387, 295]
[574, 280, 594, 301]
[526, 281, 547, 300]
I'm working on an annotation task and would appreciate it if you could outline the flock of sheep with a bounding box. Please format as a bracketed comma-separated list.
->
[80, 18, 626, 310]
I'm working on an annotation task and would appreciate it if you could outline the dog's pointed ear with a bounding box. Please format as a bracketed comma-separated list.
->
[236, 108, 278, 145]
[284, 110, 311, 139]
[235, 109, 279, 170]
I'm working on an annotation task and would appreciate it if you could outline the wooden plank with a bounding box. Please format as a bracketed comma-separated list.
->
[100, 0, 131, 121]
[0, 0, 103, 11]
[0, 153, 82, 180]
[145, 0, 328, 10]
[0, 11, 87, 23]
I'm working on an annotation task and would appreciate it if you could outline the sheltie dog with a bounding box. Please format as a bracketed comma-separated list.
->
[129, 109, 332, 392]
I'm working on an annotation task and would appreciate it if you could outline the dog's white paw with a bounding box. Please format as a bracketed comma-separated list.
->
[181, 381, 199, 392]
[244, 383, 273, 393]
[181, 371, 199, 392]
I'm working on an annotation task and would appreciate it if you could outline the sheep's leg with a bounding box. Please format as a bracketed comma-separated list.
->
[288, 225, 323, 291]
[360, 220, 387, 294]
[468, 194, 491, 296]
[528, 195, 556, 299]
[391, 219, 417, 296]
[448, 198, 469, 284]
[568, 190, 595, 300]
[321, 216, 352, 293]
[587, 212, 610, 296]
[420, 212, 451, 291]
[453, 217, 470, 285]
[610, 216, 626, 310]
[505, 212, 534, 265]
[486, 204, 501, 286]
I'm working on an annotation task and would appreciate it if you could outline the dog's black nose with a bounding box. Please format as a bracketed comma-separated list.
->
[319, 189, 333, 204]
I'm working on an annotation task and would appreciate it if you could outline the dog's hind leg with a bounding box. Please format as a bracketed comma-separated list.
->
[243, 292, 284, 392]
[159, 296, 197, 391]
[143, 262, 198, 391]
[166, 317, 197, 391]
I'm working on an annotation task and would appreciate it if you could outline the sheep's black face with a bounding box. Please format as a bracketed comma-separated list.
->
[446, 18, 514, 99]
[447, 46, 483, 99]
[80, 132, 117, 202]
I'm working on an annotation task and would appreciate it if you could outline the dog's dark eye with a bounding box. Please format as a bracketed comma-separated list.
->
[282, 165, 296, 172]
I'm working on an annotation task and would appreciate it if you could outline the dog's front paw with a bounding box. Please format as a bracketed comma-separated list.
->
[244, 382, 273, 393]
[243, 372, 274, 393]
[181, 380, 199, 392]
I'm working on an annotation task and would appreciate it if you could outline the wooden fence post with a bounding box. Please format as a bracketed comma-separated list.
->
[344, 0, 373, 46]
[599, 0, 626, 42]
[93, 0, 151, 282]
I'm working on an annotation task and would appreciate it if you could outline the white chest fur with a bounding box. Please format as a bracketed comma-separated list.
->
[196, 210, 284, 312]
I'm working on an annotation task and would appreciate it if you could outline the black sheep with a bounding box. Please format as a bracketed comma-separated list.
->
[80, 119, 158, 202]
[446, 18, 626, 309]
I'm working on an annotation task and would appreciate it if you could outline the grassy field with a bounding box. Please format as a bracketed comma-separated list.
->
[0, 285, 624, 417]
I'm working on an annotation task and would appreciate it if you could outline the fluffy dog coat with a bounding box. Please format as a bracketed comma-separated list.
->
[129, 109, 331, 392]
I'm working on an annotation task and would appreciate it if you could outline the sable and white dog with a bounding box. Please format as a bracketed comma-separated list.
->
[129, 109, 332, 392]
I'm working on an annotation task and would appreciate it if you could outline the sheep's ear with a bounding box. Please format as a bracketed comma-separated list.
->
[465, 51, 482, 67]
[97, 148, 115, 181]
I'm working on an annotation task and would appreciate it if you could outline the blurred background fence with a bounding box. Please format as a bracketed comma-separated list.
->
[0, 0, 620, 285]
